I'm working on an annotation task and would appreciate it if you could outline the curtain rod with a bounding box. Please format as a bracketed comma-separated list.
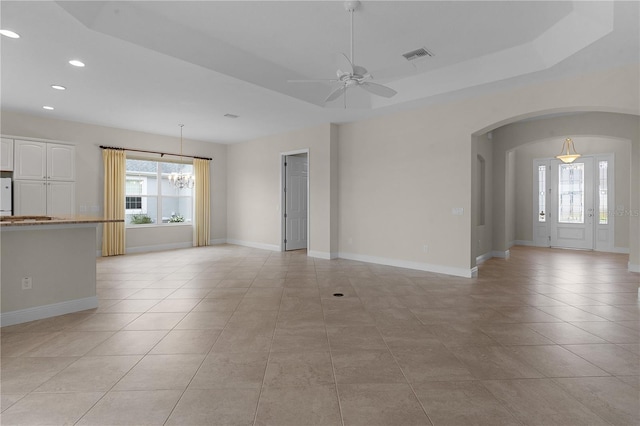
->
[99, 145, 212, 161]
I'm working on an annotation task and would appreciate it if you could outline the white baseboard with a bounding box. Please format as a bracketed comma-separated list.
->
[492, 250, 510, 259]
[308, 251, 338, 260]
[514, 241, 630, 255]
[476, 250, 510, 264]
[338, 252, 476, 278]
[629, 262, 640, 273]
[126, 242, 193, 254]
[226, 239, 280, 252]
[1, 296, 98, 327]
[475, 252, 493, 264]
[608, 247, 630, 254]
[97, 239, 228, 256]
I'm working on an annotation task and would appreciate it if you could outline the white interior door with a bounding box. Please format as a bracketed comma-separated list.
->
[284, 154, 308, 250]
[549, 157, 594, 249]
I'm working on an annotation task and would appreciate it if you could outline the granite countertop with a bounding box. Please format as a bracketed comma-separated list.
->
[0, 215, 124, 227]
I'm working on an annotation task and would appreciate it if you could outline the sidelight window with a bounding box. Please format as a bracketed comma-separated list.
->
[598, 161, 608, 224]
[538, 165, 546, 222]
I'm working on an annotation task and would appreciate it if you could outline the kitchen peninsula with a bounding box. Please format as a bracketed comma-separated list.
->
[1, 216, 123, 326]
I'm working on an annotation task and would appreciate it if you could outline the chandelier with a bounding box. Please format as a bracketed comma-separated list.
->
[555, 137, 581, 164]
[169, 124, 195, 189]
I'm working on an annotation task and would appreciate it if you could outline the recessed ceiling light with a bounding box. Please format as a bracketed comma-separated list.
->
[0, 29, 20, 39]
[68, 60, 85, 67]
[42, 106, 54, 110]
[51, 85, 66, 90]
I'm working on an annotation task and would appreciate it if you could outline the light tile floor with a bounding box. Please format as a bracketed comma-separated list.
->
[1, 245, 639, 425]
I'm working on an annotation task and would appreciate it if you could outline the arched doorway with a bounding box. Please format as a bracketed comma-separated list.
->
[471, 111, 639, 274]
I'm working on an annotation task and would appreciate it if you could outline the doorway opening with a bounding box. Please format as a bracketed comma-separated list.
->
[281, 150, 309, 252]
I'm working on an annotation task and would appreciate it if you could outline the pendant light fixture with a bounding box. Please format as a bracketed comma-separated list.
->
[556, 138, 581, 164]
[169, 124, 195, 189]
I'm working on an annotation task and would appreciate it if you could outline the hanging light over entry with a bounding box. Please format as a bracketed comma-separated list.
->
[169, 124, 195, 189]
[556, 138, 581, 163]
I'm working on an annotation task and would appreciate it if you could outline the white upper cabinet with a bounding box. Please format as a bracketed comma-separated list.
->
[0, 138, 14, 171]
[47, 143, 75, 181]
[14, 140, 75, 181]
[14, 140, 47, 180]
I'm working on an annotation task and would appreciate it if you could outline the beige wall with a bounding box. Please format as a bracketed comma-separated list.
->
[0, 111, 227, 252]
[338, 107, 474, 275]
[225, 123, 338, 257]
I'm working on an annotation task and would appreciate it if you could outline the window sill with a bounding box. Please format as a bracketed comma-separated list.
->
[126, 222, 193, 229]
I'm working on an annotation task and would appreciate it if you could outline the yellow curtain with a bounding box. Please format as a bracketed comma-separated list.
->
[102, 149, 126, 256]
[194, 158, 211, 246]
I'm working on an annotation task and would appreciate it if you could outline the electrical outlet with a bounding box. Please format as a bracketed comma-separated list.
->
[21, 277, 32, 290]
[423, 244, 428, 252]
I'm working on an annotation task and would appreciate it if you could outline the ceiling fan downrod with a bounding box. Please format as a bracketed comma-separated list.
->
[344, 1, 360, 65]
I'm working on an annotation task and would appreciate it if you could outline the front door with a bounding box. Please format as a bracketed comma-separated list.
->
[534, 157, 595, 249]
[550, 157, 594, 249]
[284, 154, 308, 250]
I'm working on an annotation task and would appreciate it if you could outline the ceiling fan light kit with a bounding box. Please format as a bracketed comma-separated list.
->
[289, 0, 397, 106]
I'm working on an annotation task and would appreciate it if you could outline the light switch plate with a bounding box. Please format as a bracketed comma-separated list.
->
[452, 207, 464, 216]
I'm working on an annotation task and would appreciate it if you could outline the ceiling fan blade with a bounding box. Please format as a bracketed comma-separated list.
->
[336, 53, 354, 75]
[288, 79, 338, 83]
[359, 82, 397, 98]
[352, 65, 368, 76]
[325, 85, 347, 103]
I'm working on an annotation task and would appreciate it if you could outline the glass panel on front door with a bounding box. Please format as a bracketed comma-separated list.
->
[558, 163, 584, 224]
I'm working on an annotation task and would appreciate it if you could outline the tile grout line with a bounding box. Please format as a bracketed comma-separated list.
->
[364, 269, 438, 426]
[320, 260, 347, 426]
[251, 251, 291, 426]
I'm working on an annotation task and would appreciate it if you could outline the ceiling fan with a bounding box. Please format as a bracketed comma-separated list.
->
[289, 0, 397, 105]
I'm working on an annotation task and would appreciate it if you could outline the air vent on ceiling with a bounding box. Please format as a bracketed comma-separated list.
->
[224, 113, 239, 119]
[402, 47, 434, 61]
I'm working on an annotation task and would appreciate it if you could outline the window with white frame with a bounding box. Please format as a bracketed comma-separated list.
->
[125, 158, 193, 225]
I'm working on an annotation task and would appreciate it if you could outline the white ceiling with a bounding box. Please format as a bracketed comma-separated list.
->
[1, 1, 638, 143]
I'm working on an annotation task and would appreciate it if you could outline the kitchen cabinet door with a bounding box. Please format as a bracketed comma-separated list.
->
[47, 181, 75, 216]
[47, 143, 75, 181]
[14, 180, 47, 216]
[0, 138, 13, 171]
[14, 140, 46, 180]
